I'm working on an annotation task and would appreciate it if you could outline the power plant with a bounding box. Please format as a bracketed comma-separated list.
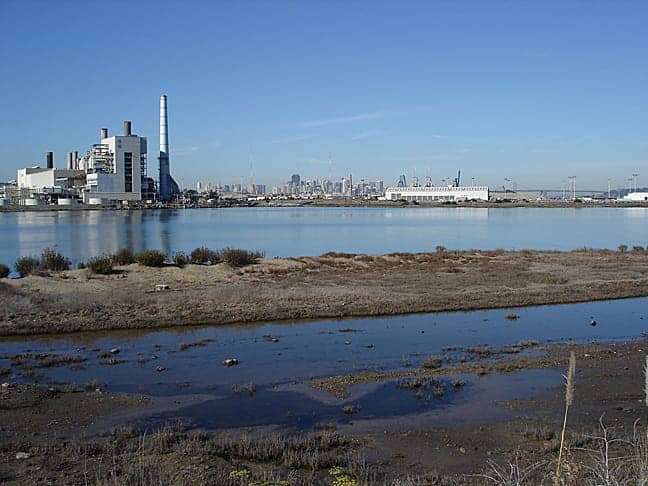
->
[11, 94, 180, 207]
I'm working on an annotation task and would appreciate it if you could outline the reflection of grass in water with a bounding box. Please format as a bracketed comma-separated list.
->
[178, 338, 214, 351]
[397, 376, 448, 400]
[231, 382, 257, 396]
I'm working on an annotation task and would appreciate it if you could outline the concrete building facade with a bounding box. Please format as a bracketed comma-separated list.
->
[81, 123, 146, 203]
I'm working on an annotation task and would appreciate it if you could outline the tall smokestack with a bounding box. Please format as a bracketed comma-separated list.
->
[73, 151, 79, 170]
[46, 152, 54, 169]
[67, 152, 73, 170]
[100, 128, 108, 140]
[159, 94, 171, 200]
[124, 120, 132, 136]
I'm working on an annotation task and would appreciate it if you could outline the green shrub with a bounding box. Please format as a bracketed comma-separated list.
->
[15, 256, 39, 277]
[112, 248, 135, 265]
[87, 256, 114, 275]
[190, 247, 220, 264]
[0, 264, 9, 279]
[39, 248, 70, 272]
[135, 250, 166, 267]
[220, 248, 265, 268]
[173, 252, 189, 268]
[618, 244, 628, 253]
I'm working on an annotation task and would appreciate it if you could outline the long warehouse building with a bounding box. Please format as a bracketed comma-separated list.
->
[384, 185, 489, 202]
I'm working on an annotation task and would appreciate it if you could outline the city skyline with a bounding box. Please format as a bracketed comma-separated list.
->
[1, 1, 647, 189]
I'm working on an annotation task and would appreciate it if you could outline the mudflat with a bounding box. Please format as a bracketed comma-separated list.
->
[3, 248, 648, 336]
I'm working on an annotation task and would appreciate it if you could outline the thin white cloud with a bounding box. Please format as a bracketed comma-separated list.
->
[174, 140, 222, 155]
[271, 134, 319, 144]
[350, 129, 384, 141]
[297, 106, 433, 128]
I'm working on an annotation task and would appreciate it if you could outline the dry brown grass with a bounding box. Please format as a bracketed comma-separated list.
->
[4, 249, 648, 336]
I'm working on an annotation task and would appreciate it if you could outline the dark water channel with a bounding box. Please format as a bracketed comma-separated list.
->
[2, 298, 647, 431]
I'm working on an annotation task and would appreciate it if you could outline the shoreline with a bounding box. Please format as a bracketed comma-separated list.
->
[3, 199, 648, 213]
[3, 248, 648, 336]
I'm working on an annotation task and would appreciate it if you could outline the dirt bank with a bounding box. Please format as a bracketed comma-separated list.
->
[3, 249, 648, 336]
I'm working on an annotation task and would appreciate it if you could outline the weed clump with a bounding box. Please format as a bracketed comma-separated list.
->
[172, 252, 189, 268]
[39, 248, 71, 272]
[232, 382, 257, 396]
[15, 256, 40, 277]
[0, 264, 9, 279]
[87, 256, 114, 275]
[112, 248, 135, 265]
[421, 356, 443, 369]
[189, 247, 220, 264]
[221, 247, 265, 267]
[135, 250, 166, 267]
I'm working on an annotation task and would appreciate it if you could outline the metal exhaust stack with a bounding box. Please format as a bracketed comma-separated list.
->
[159, 94, 170, 200]
[100, 128, 108, 140]
[67, 152, 74, 170]
[46, 151, 54, 169]
[124, 120, 132, 136]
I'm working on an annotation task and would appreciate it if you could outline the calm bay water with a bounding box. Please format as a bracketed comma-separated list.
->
[1, 206, 648, 265]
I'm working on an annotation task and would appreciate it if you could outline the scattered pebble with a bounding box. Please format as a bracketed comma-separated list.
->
[109, 348, 120, 354]
[223, 358, 239, 366]
[156, 366, 166, 372]
[15, 452, 30, 460]
[590, 319, 597, 327]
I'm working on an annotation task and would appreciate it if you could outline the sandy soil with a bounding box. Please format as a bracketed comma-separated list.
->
[3, 249, 648, 336]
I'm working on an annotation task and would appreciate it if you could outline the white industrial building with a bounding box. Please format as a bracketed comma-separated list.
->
[79, 121, 146, 204]
[623, 192, 648, 202]
[384, 185, 489, 202]
[17, 167, 84, 192]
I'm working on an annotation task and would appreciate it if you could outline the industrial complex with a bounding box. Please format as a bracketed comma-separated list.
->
[0, 94, 645, 209]
[4, 95, 179, 208]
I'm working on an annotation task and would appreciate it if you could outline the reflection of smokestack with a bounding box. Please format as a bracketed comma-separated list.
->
[124, 120, 132, 136]
[100, 128, 108, 140]
[159, 94, 170, 200]
[46, 151, 54, 169]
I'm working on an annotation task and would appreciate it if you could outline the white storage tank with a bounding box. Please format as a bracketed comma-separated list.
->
[87, 197, 104, 205]
[58, 198, 77, 207]
[23, 198, 40, 206]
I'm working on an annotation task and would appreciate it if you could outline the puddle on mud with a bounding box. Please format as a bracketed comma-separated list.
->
[1, 297, 646, 431]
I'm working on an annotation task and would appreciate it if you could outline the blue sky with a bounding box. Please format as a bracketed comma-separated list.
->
[1, 1, 647, 190]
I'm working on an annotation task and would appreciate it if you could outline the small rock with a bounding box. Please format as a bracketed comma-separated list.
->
[590, 319, 597, 327]
[15, 452, 30, 460]
[155, 284, 170, 291]
[344, 341, 351, 345]
[459, 447, 466, 454]
[156, 366, 166, 372]
[366, 344, 375, 349]
[109, 348, 120, 354]
[223, 358, 239, 367]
